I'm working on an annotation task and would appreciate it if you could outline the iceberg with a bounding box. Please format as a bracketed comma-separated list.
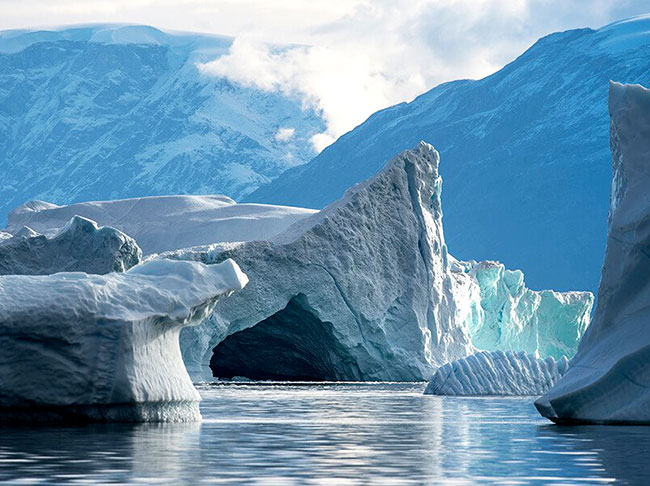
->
[0, 258, 248, 423]
[6, 196, 316, 255]
[536, 82, 650, 424]
[451, 260, 593, 360]
[0, 215, 141, 275]
[153, 143, 592, 381]
[424, 351, 569, 396]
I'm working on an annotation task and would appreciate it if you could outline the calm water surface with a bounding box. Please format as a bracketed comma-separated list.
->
[0, 382, 648, 485]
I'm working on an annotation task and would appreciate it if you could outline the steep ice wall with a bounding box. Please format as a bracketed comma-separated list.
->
[6, 196, 316, 255]
[166, 142, 472, 380]
[451, 260, 593, 360]
[536, 82, 650, 424]
[0, 216, 141, 275]
[425, 351, 568, 396]
[0, 259, 247, 423]
[154, 142, 592, 381]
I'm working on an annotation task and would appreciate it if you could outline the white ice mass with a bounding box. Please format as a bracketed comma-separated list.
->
[0, 259, 248, 423]
[536, 82, 650, 424]
[425, 351, 569, 396]
[145, 142, 593, 381]
[451, 260, 592, 360]
[6, 195, 316, 255]
[0, 215, 141, 275]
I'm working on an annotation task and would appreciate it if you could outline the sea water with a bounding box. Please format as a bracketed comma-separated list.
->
[0, 382, 647, 485]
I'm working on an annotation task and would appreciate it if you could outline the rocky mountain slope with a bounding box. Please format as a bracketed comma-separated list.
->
[0, 24, 325, 225]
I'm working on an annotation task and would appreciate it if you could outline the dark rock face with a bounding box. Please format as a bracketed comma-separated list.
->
[210, 295, 361, 381]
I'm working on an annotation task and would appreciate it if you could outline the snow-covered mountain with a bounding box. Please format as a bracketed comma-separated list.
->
[0, 24, 325, 225]
[247, 16, 650, 293]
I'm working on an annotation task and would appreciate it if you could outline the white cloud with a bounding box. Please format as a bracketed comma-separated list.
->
[274, 127, 296, 142]
[1, 0, 649, 151]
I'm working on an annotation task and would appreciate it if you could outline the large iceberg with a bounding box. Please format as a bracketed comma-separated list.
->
[0, 259, 247, 423]
[536, 82, 650, 424]
[0, 215, 141, 275]
[425, 351, 569, 396]
[152, 142, 592, 381]
[6, 196, 316, 255]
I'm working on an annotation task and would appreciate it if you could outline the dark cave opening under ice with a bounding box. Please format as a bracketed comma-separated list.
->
[210, 295, 361, 381]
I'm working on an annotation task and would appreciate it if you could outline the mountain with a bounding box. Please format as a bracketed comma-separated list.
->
[247, 15, 650, 293]
[0, 24, 325, 225]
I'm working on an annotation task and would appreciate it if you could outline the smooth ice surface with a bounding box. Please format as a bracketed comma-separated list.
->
[425, 351, 569, 396]
[452, 260, 592, 359]
[155, 143, 591, 381]
[0, 258, 247, 423]
[0, 215, 141, 275]
[5, 195, 316, 255]
[248, 15, 650, 293]
[0, 24, 326, 225]
[1, 382, 649, 485]
[536, 82, 650, 424]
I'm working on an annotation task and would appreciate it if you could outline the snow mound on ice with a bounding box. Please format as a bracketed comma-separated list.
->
[0, 258, 247, 423]
[425, 351, 569, 396]
[536, 82, 650, 424]
[0, 215, 141, 275]
[6, 195, 316, 255]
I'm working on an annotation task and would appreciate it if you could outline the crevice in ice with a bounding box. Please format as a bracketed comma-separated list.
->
[209, 295, 362, 381]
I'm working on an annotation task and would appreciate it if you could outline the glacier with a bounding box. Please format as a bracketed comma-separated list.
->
[536, 81, 650, 424]
[424, 351, 568, 396]
[0, 24, 326, 225]
[0, 258, 247, 423]
[0, 215, 141, 275]
[145, 142, 593, 381]
[6, 195, 316, 255]
[248, 15, 650, 294]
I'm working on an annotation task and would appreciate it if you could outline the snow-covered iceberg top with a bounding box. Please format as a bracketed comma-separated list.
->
[6, 195, 316, 255]
[0, 258, 247, 423]
[425, 351, 568, 396]
[0, 215, 141, 275]
[536, 82, 650, 424]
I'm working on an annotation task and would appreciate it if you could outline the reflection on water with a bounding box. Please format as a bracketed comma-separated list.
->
[0, 382, 648, 485]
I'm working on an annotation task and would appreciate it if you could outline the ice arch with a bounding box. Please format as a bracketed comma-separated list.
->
[210, 295, 361, 381]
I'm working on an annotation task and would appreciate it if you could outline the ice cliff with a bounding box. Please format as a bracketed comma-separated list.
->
[0, 259, 247, 423]
[425, 351, 568, 396]
[150, 143, 593, 381]
[0, 215, 141, 275]
[536, 82, 650, 423]
[451, 260, 592, 360]
[6, 195, 316, 255]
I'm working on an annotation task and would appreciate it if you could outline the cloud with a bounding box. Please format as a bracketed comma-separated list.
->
[2, 0, 649, 152]
[274, 127, 296, 142]
[196, 0, 650, 152]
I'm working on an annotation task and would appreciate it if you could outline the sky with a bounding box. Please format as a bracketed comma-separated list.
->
[1, 0, 649, 151]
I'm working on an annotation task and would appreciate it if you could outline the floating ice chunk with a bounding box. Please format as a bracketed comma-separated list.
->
[536, 82, 650, 424]
[0, 215, 141, 275]
[425, 351, 569, 396]
[0, 258, 247, 423]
